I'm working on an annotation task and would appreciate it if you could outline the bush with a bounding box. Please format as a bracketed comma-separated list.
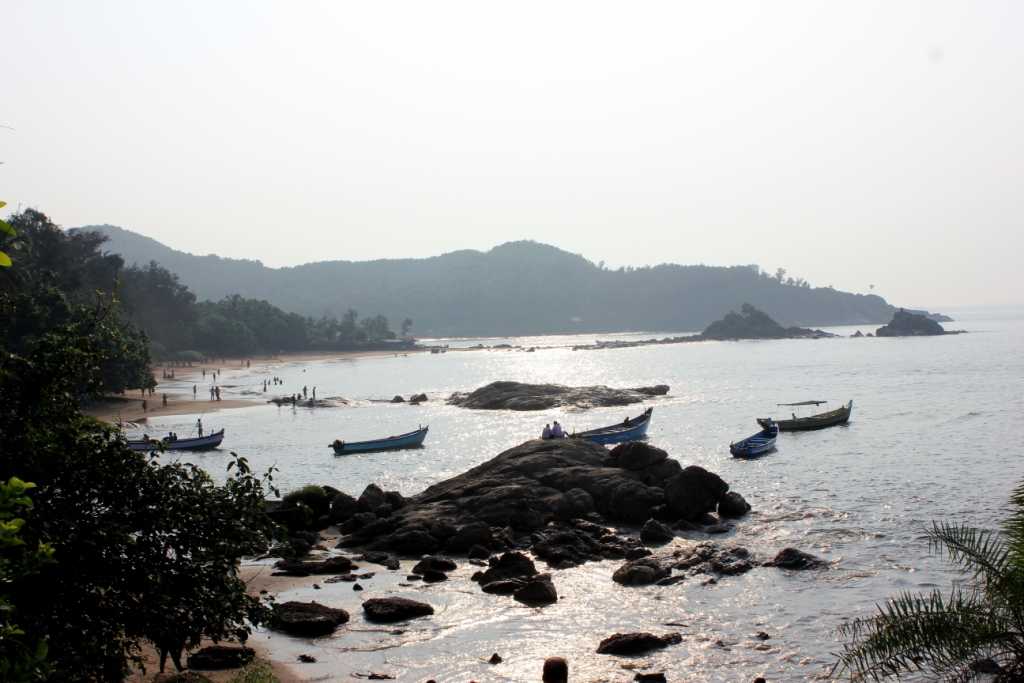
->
[281, 485, 331, 519]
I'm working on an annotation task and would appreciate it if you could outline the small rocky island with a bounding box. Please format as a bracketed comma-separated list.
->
[448, 381, 669, 410]
[876, 308, 960, 337]
[699, 303, 833, 340]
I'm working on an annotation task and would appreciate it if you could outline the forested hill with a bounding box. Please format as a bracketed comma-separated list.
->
[82, 224, 898, 336]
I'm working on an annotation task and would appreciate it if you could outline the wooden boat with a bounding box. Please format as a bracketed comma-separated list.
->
[331, 426, 428, 455]
[757, 400, 853, 431]
[730, 422, 779, 458]
[127, 429, 225, 452]
[574, 407, 653, 445]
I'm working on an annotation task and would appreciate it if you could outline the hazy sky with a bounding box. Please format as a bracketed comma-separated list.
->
[4, 1, 1022, 308]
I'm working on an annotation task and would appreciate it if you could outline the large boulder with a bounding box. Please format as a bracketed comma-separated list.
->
[876, 308, 947, 337]
[608, 481, 665, 524]
[362, 597, 435, 623]
[513, 574, 558, 605]
[612, 557, 670, 586]
[664, 466, 729, 521]
[448, 381, 671, 410]
[766, 548, 827, 570]
[640, 519, 674, 545]
[473, 551, 538, 585]
[270, 601, 349, 637]
[330, 492, 359, 523]
[357, 484, 387, 513]
[606, 442, 668, 470]
[596, 632, 682, 655]
[718, 491, 751, 518]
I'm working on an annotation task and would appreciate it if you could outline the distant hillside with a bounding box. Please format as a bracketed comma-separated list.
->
[78, 224, 901, 337]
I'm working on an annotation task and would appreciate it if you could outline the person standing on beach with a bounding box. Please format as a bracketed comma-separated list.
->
[162, 393, 167, 407]
[215, 386, 221, 401]
[312, 386, 316, 400]
[196, 418, 203, 437]
[193, 384, 197, 399]
[303, 386, 308, 399]
[142, 399, 147, 413]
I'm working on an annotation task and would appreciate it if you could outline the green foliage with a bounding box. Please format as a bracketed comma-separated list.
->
[281, 485, 331, 520]
[228, 661, 280, 683]
[835, 482, 1024, 680]
[0, 254, 281, 680]
[0, 201, 14, 267]
[0, 477, 53, 682]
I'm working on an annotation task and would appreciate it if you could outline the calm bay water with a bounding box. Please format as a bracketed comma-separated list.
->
[142, 310, 1023, 681]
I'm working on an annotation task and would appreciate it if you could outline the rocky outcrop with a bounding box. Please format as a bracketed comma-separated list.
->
[612, 557, 670, 586]
[701, 304, 833, 340]
[448, 381, 669, 410]
[765, 547, 827, 570]
[362, 597, 435, 623]
[596, 632, 682, 655]
[876, 308, 949, 337]
[270, 601, 350, 636]
[330, 438, 742, 560]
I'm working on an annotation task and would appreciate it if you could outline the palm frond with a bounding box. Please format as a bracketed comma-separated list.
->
[928, 521, 1009, 587]
[1003, 479, 1024, 570]
[835, 588, 1017, 681]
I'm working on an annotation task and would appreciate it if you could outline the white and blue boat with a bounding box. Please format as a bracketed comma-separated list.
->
[127, 429, 225, 452]
[575, 408, 653, 445]
[730, 421, 778, 458]
[331, 425, 428, 455]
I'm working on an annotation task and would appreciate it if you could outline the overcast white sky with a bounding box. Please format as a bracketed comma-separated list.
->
[3, 1, 1022, 308]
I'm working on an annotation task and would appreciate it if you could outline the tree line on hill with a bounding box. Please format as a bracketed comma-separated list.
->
[6, 210, 411, 362]
[86, 224, 903, 337]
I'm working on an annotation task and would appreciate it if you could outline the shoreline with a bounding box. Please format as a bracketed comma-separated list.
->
[86, 349, 425, 425]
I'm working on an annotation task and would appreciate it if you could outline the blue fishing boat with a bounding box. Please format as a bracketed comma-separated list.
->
[730, 421, 778, 458]
[574, 408, 653, 445]
[127, 429, 225, 452]
[330, 426, 428, 455]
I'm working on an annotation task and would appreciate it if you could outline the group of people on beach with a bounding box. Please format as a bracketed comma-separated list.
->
[541, 421, 567, 439]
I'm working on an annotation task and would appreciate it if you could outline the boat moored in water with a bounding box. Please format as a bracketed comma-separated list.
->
[574, 407, 654, 445]
[331, 426, 429, 455]
[730, 421, 779, 458]
[757, 400, 853, 431]
[127, 429, 225, 452]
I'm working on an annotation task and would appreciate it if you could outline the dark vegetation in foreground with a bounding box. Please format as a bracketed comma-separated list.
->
[5, 210, 412, 362]
[0, 209, 283, 680]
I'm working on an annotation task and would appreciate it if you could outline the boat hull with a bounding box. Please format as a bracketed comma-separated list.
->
[332, 426, 428, 455]
[757, 400, 853, 431]
[576, 408, 653, 445]
[730, 423, 779, 458]
[127, 429, 225, 452]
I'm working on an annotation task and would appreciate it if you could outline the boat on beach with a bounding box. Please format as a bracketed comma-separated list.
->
[757, 400, 853, 431]
[126, 429, 225, 452]
[331, 425, 429, 455]
[574, 407, 653, 445]
[730, 421, 779, 457]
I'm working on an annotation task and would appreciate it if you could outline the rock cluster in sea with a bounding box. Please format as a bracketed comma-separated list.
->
[447, 381, 669, 410]
[876, 308, 951, 337]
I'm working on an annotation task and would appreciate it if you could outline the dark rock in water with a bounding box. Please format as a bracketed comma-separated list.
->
[718, 491, 751, 518]
[656, 574, 686, 587]
[473, 551, 537, 584]
[467, 544, 491, 559]
[420, 569, 448, 583]
[709, 546, 754, 575]
[876, 308, 948, 337]
[513, 574, 558, 605]
[488, 652, 503, 665]
[297, 654, 317, 663]
[851, 330, 864, 338]
[766, 547, 827, 570]
[755, 631, 770, 640]
[634, 674, 667, 682]
[447, 381, 670, 411]
[363, 597, 434, 623]
[187, 645, 255, 670]
[640, 519, 674, 545]
[704, 523, 732, 535]
[359, 551, 401, 570]
[274, 555, 354, 576]
[406, 574, 421, 581]
[481, 578, 525, 594]
[412, 556, 457, 574]
[606, 442, 668, 470]
[665, 466, 729, 521]
[612, 557, 670, 586]
[674, 542, 756, 577]
[542, 657, 569, 683]
[626, 546, 652, 560]
[353, 583, 363, 591]
[330, 492, 359, 523]
[410, 393, 428, 403]
[325, 573, 357, 583]
[596, 632, 682, 655]
[391, 395, 405, 403]
[271, 601, 349, 637]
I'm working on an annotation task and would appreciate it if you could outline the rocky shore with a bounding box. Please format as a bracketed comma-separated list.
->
[447, 381, 669, 410]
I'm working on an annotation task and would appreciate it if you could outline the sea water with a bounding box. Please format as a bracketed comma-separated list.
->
[143, 309, 1024, 681]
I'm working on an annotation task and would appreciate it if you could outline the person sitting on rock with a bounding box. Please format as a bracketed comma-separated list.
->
[541, 423, 552, 439]
[551, 421, 565, 438]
